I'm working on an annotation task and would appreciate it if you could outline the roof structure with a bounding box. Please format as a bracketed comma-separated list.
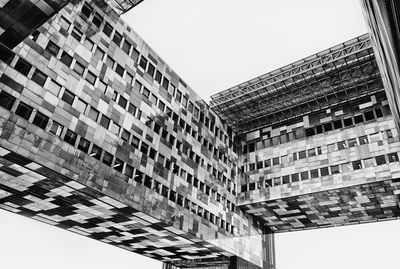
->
[105, 0, 144, 15]
[210, 34, 383, 134]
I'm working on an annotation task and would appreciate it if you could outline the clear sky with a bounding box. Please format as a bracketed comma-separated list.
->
[1, 1, 399, 269]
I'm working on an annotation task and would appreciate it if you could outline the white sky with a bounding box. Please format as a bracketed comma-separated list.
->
[2, 1, 399, 269]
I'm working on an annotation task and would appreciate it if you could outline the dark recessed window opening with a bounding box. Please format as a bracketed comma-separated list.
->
[31, 69, 47, 86]
[61, 89, 75, 105]
[15, 102, 33, 120]
[14, 58, 32, 76]
[32, 111, 49, 129]
[77, 137, 90, 153]
[102, 151, 113, 166]
[64, 129, 77, 146]
[0, 91, 16, 110]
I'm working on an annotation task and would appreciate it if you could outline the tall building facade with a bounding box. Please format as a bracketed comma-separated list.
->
[0, 1, 399, 269]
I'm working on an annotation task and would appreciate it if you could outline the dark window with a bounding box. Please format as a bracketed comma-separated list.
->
[73, 61, 85, 75]
[147, 63, 155, 77]
[291, 173, 299, 182]
[134, 170, 143, 184]
[375, 107, 383, 118]
[60, 51, 73, 66]
[61, 89, 75, 105]
[359, 135, 368, 145]
[298, 150, 307, 159]
[364, 110, 375, 121]
[118, 96, 127, 109]
[375, 155, 386, 165]
[112, 31, 122, 46]
[122, 40, 131, 54]
[264, 159, 271, 167]
[315, 125, 323, 134]
[162, 77, 169, 89]
[149, 148, 156, 159]
[305, 128, 315, 137]
[131, 135, 140, 148]
[155, 70, 162, 83]
[161, 185, 169, 198]
[92, 12, 103, 28]
[337, 140, 347, 150]
[293, 152, 298, 161]
[114, 158, 123, 172]
[85, 71, 96, 85]
[71, 27, 83, 41]
[64, 129, 77, 146]
[121, 129, 130, 143]
[139, 57, 147, 69]
[45, 40, 60, 56]
[320, 167, 329, 176]
[140, 142, 149, 155]
[388, 152, 399, 163]
[14, 58, 32, 76]
[352, 160, 362, 170]
[333, 119, 343, 129]
[90, 144, 102, 160]
[15, 102, 33, 120]
[323, 122, 333, 132]
[308, 148, 316, 157]
[282, 175, 290, 184]
[0, 91, 16, 110]
[100, 115, 110, 129]
[125, 164, 134, 177]
[343, 117, 353, 127]
[354, 114, 364, 124]
[77, 137, 90, 153]
[81, 2, 92, 17]
[142, 87, 150, 98]
[103, 22, 113, 37]
[115, 64, 124, 77]
[102, 151, 113, 166]
[300, 171, 309, 180]
[59, 16, 71, 31]
[131, 48, 139, 61]
[272, 157, 280, 165]
[0, 46, 15, 64]
[144, 176, 152, 188]
[310, 169, 319, 178]
[330, 165, 340, 174]
[31, 69, 47, 86]
[32, 111, 49, 129]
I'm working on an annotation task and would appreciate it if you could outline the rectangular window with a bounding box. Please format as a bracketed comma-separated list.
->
[147, 63, 155, 77]
[14, 58, 32, 76]
[85, 71, 96, 85]
[320, 167, 329, 176]
[102, 151, 113, 166]
[139, 57, 147, 69]
[291, 173, 299, 182]
[133, 80, 142, 92]
[77, 137, 90, 153]
[60, 51, 73, 66]
[46, 79, 61, 96]
[45, 40, 60, 57]
[92, 12, 103, 28]
[105, 56, 115, 69]
[142, 87, 150, 98]
[73, 61, 85, 75]
[71, 27, 83, 42]
[300, 171, 309, 180]
[64, 129, 77, 146]
[112, 31, 122, 46]
[15, 102, 33, 120]
[155, 70, 162, 83]
[61, 89, 75, 105]
[333, 119, 343, 129]
[330, 165, 340, 174]
[103, 22, 113, 37]
[122, 40, 131, 54]
[118, 96, 127, 109]
[388, 153, 399, 163]
[0, 91, 16, 110]
[94, 46, 105, 60]
[49, 121, 63, 137]
[352, 160, 362, 170]
[90, 144, 102, 160]
[131, 135, 140, 148]
[162, 77, 169, 89]
[32, 111, 49, 129]
[88, 107, 99, 122]
[343, 117, 353, 127]
[310, 169, 319, 178]
[308, 148, 316, 157]
[375, 155, 386, 165]
[115, 64, 124, 77]
[337, 140, 347, 150]
[110, 121, 120, 135]
[323, 122, 333, 132]
[348, 138, 357, 148]
[100, 114, 110, 129]
[298, 150, 307, 159]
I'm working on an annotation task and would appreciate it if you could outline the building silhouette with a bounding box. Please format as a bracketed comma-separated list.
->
[0, 1, 399, 268]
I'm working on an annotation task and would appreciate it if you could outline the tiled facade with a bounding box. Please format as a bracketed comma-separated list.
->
[1, 1, 400, 269]
[0, 0, 273, 268]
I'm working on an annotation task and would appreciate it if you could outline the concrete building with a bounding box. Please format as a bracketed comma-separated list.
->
[0, 1, 399, 269]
